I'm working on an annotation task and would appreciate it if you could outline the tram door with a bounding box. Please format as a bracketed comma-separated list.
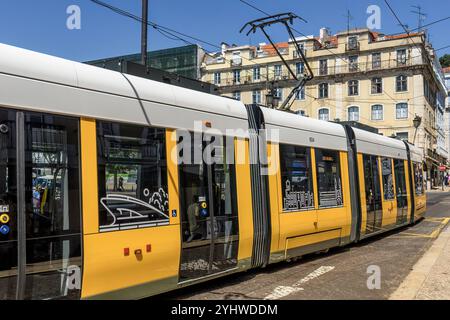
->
[363, 155, 383, 234]
[178, 132, 239, 282]
[394, 159, 409, 225]
[0, 108, 82, 300]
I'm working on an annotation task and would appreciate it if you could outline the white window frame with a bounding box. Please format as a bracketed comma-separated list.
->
[233, 69, 241, 84]
[213, 72, 221, 85]
[295, 87, 305, 100]
[318, 108, 330, 121]
[371, 77, 383, 95]
[253, 67, 261, 81]
[252, 90, 261, 104]
[395, 102, 408, 120]
[396, 75, 408, 92]
[274, 64, 282, 77]
[371, 104, 384, 121]
[347, 106, 360, 121]
[348, 80, 359, 96]
[232, 91, 241, 101]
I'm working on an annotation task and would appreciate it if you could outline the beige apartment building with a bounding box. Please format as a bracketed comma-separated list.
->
[201, 27, 449, 187]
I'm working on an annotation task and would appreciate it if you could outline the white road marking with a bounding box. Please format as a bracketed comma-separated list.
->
[264, 266, 335, 300]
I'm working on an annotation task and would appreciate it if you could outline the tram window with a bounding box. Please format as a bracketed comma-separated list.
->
[24, 112, 82, 300]
[315, 149, 343, 208]
[413, 162, 424, 195]
[381, 157, 395, 200]
[97, 122, 169, 232]
[178, 132, 239, 243]
[279, 144, 314, 211]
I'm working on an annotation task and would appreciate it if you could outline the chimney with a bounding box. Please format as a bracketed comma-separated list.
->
[221, 42, 229, 56]
[319, 27, 329, 44]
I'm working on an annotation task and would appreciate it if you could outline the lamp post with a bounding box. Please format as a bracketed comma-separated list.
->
[413, 114, 422, 144]
[141, 0, 149, 67]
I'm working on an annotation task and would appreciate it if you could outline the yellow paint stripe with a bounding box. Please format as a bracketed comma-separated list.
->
[80, 118, 99, 235]
[392, 218, 450, 239]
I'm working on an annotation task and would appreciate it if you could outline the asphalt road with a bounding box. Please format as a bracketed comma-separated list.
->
[155, 192, 450, 300]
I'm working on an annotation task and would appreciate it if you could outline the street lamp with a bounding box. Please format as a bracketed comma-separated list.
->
[413, 114, 422, 144]
[265, 90, 273, 108]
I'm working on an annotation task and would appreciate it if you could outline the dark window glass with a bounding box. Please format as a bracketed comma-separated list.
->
[394, 159, 408, 224]
[319, 59, 328, 75]
[97, 122, 168, 232]
[315, 149, 343, 208]
[413, 162, 424, 195]
[348, 80, 359, 96]
[1, 110, 82, 300]
[371, 77, 383, 94]
[178, 132, 239, 280]
[363, 155, 383, 233]
[319, 83, 328, 99]
[25, 113, 82, 300]
[372, 53, 381, 69]
[381, 157, 395, 200]
[279, 144, 314, 211]
[349, 55, 358, 72]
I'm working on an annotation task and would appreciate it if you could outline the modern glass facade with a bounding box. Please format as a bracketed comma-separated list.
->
[86, 45, 203, 80]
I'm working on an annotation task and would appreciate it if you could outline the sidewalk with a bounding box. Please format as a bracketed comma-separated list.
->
[390, 222, 450, 300]
[426, 186, 450, 193]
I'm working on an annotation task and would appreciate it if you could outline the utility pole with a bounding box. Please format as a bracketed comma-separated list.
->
[141, 0, 149, 67]
[411, 5, 426, 32]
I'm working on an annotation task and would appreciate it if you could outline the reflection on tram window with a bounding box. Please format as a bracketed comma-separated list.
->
[363, 154, 383, 233]
[279, 144, 314, 211]
[394, 159, 408, 224]
[413, 162, 424, 195]
[381, 157, 395, 200]
[97, 122, 169, 232]
[25, 113, 82, 300]
[178, 132, 239, 280]
[315, 149, 343, 208]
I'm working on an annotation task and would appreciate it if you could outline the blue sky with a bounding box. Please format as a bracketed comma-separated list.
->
[0, 0, 448, 62]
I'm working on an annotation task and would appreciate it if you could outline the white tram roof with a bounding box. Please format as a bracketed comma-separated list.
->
[353, 127, 408, 160]
[0, 43, 249, 137]
[407, 142, 424, 163]
[260, 108, 348, 151]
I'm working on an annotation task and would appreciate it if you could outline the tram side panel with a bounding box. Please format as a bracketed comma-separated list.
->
[81, 121, 181, 300]
[267, 143, 352, 263]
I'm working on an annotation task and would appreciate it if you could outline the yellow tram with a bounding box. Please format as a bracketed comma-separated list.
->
[0, 43, 426, 300]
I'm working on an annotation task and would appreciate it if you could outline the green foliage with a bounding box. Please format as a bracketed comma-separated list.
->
[440, 54, 450, 68]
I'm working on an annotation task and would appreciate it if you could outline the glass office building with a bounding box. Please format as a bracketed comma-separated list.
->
[86, 45, 204, 80]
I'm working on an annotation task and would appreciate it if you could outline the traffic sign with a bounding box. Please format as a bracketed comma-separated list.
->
[0, 225, 10, 235]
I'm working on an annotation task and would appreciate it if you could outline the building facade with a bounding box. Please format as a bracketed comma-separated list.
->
[444, 67, 450, 170]
[201, 28, 448, 188]
[86, 44, 205, 80]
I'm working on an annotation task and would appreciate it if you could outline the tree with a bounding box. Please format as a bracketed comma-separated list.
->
[440, 54, 450, 68]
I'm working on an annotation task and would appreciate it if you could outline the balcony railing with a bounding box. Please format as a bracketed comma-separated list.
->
[208, 57, 424, 87]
